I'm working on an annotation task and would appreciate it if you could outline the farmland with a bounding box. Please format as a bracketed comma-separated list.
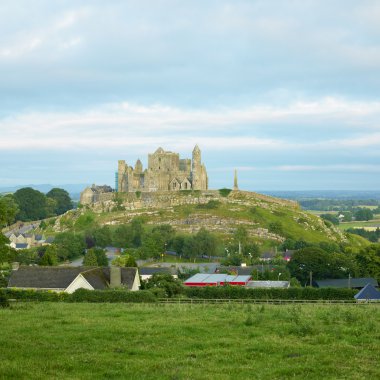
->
[1, 303, 379, 379]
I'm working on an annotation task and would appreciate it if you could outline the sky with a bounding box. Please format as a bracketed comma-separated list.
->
[0, 0, 379, 191]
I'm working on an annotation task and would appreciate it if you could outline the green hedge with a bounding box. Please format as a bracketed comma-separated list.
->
[68, 289, 157, 303]
[3, 288, 156, 303]
[184, 286, 358, 300]
[1, 286, 358, 303]
[4, 288, 69, 302]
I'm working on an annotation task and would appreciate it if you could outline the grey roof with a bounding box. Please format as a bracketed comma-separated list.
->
[102, 267, 138, 290]
[45, 236, 55, 243]
[15, 243, 28, 249]
[8, 266, 83, 289]
[8, 266, 138, 290]
[82, 268, 109, 290]
[315, 278, 378, 289]
[354, 284, 380, 300]
[217, 266, 254, 276]
[139, 267, 176, 275]
[246, 281, 290, 288]
[35, 234, 44, 241]
[184, 273, 251, 285]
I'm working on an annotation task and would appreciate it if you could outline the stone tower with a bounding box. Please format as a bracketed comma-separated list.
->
[234, 169, 239, 190]
[191, 145, 202, 190]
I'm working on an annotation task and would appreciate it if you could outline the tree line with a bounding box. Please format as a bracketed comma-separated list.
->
[0, 187, 73, 224]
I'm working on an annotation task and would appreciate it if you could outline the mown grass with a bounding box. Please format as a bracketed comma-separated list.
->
[1, 303, 379, 379]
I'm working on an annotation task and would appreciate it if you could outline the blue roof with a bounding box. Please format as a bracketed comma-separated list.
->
[354, 283, 380, 300]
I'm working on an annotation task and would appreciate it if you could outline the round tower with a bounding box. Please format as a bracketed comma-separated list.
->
[191, 145, 201, 190]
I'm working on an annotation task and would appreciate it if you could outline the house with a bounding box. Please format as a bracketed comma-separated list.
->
[246, 281, 290, 289]
[139, 267, 178, 281]
[7, 266, 140, 293]
[315, 278, 378, 289]
[184, 273, 251, 287]
[354, 284, 380, 302]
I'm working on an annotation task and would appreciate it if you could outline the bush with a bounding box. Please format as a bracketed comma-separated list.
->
[68, 289, 157, 303]
[197, 200, 221, 209]
[219, 188, 232, 197]
[0, 289, 9, 308]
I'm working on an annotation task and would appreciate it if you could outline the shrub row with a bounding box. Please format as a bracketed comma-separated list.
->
[3, 288, 156, 303]
[68, 289, 157, 303]
[183, 286, 358, 300]
[1, 286, 358, 303]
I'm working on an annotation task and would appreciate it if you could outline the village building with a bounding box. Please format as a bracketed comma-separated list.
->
[7, 266, 140, 293]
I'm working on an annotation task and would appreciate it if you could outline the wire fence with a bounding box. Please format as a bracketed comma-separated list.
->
[158, 298, 379, 305]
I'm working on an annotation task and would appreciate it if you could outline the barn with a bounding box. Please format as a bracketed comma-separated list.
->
[184, 273, 251, 287]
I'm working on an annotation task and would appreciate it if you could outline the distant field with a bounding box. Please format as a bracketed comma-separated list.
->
[338, 219, 380, 231]
[1, 303, 379, 379]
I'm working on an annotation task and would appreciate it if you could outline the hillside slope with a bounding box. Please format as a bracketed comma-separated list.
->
[66, 190, 349, 246]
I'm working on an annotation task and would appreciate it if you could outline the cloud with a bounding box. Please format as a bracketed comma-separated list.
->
[0, 97, 379, 152]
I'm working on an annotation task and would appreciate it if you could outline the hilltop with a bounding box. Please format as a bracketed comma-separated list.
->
[51, 189, 360, 249]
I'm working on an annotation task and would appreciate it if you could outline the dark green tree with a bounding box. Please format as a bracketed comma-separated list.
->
[13, 187, 47, 221]
[83, 249, 98, 266]
[92, 226, 112, 247]
[142, 273, 183, 297]
[112, 224, 133, 248]
[320, 214, 340, 225]
[355, 244, 380, 281]
[0, 195, 19, 227]
[54, 232, 86, 261]
[94, 248, 108, 266]
[39, 245, 58, 266]
[46, 188, 73, 215]
[354, 208, 373, 221]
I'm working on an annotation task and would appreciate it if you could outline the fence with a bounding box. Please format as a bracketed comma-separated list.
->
[158, 298, 377, 305]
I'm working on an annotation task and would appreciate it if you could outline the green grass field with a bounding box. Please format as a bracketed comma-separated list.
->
[1, 303, 379, 379]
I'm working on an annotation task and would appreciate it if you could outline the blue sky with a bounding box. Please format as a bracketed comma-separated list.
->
[0, 0, 379, 190]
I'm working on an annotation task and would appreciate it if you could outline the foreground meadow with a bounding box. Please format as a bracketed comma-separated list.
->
[1, 303, 379, 380]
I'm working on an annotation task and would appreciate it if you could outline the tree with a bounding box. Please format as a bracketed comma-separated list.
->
[46, 188, 73, 215]
[39, 245, 58, 266]
[131, 217, 144, 247]
[287, 247, 356, 285]
[94, 248, 108, 266]
[0, 195, 18, 227]
[354, 208, 373, 221]
[92, 226, 112, 247]
[0, 234, 11, 265]
[142, 273, 183, 297]
[356, 244, 380, 281]
[112, 224, 133, 248]
[54, 232, 86, 261]
[139, 231, 164, 259]
[83, 249, 98, 266]
[320, 214, 339, 225]
[13, 187, 47, 221]
[112, 254, 137, 267]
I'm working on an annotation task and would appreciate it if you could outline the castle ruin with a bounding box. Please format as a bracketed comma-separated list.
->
[117, 145, 208, 192]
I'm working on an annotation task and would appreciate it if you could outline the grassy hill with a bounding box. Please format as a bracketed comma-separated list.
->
[45, 190, 369, 251]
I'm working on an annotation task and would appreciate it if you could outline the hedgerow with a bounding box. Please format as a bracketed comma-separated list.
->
[1, 286, 358, 303]
[68, 289, 157, 303]
[183, 286, 357, 300]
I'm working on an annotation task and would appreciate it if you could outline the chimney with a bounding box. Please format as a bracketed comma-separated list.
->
[11, 262, 20, 271]
[110, 266, 121, 288]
